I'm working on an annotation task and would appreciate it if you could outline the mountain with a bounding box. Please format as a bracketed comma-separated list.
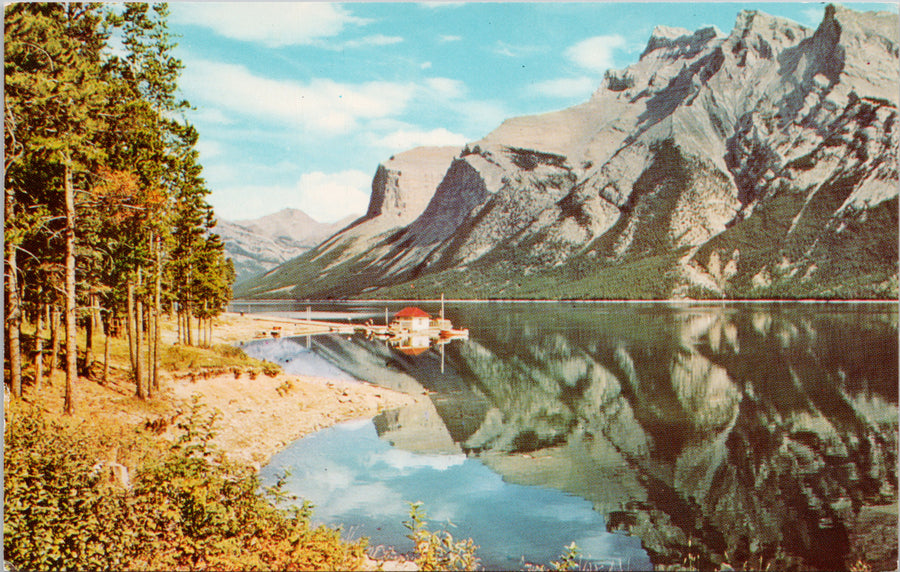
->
[237, 5, 898, 300]
[215, 208, 357, 283]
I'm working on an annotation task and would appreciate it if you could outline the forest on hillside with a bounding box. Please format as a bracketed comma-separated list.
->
[5, 3, 234, 413]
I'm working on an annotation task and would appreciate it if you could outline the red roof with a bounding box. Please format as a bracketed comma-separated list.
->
[394, 306, 430, 319]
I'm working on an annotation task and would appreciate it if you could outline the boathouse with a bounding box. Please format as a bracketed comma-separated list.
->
[391, 307, 431, 332]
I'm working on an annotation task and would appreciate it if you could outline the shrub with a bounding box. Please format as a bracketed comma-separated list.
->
[4, 405, 135, 570]
[4, 401, 367, 571]
[213, 344, 247, 359]
[262, 362, 282, 377]
[404, 501, 479, 571]
[550, 542, 581, 571]
[276, 378, 294, 397]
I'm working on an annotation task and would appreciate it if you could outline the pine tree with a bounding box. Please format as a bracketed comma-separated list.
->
[5, 3, 235, 409]
[101, 2, 186, 395]
[5, 3, 111, 413]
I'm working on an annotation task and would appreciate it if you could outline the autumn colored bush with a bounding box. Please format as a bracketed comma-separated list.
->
[4, 401, 366, 571]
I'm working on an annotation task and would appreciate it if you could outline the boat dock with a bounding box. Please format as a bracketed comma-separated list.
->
[241, 316, 371, 339]
[237, 299, 468, 343]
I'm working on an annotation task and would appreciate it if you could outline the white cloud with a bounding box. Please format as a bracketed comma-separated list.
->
[191, 107, 233, 126]
[296, 171, 372, 222]
[377, 449, 466, 472]
[181, 59, 416, 133]
[213, 170, 371, 222]
[375, 128, 468, 151]
[195, 139, 223, 160]
[173, 3, 367, 47]
[439, 34, 462, 43]
[424, 77, 466, 99]
[458, 100, 508, 134]
[337, 34, 404, 49]
[494, 40, 542, 58]
[420, 61, 433, 70]
[418, 2, 466, 9]
[801, 7, 825, 26]
[529, 76, 595, 99]
[565, 35, 626, 73]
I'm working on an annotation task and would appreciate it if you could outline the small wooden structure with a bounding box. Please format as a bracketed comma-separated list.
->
[390, 307, 432, 332]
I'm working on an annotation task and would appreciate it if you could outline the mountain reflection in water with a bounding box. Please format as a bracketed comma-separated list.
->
[259, 302, 898, 571]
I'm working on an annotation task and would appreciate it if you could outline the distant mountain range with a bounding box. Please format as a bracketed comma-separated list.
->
[236, 5, 898, 300]
[215, 209, 357, 283]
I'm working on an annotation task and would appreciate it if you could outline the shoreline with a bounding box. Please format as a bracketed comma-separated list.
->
[230, 297, 900, 304]
[160, 312, 426, 467]
[10, 311, 425, 471]
[167, 371, 422, 468]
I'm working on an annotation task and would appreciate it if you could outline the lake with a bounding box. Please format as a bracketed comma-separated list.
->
[232, 300, 899, 571]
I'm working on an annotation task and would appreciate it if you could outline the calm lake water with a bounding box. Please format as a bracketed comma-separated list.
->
[233, 300, 899, 571]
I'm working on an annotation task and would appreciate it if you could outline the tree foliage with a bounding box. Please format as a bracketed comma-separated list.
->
[4, 2, 234, 410]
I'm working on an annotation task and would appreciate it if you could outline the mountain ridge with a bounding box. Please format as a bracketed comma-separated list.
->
[216, 208, 357, 283]
[237, 5, 898, 300]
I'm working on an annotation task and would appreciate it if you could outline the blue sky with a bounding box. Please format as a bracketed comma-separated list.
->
[167, 2, 896, 223]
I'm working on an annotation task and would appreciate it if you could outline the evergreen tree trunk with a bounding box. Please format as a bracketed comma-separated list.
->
[5, 178, 22, 398]
[146, 309, 153, 398]
[49, 305, 60, 380]
[93, 299, 102, 339]
[186, 306, 192, 347]
[84, 301, 94, 371]
[146, 237, 154, 398]
[127, 281, 136, 372]
[34, 303, 45, 391]
[153, 235, 161, 391]
[136, 269, 145, 399]
[64, 159, 77, 415]
[102, 315, 109, 385]
[5, 244, 22, 399]
[84, 293, 98, 368]
[203, 301, 209, 347]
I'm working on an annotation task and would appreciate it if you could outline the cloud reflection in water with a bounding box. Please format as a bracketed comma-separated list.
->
[262, 420, 650, 571]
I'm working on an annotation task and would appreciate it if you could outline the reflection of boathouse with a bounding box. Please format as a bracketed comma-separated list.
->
[391, 307, 432, 332]
[395, 335, 432, 356]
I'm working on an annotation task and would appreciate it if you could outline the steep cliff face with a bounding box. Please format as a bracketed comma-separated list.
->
[238, 146, 459, 297]
[237, 5, 897, 300]
[364, 146, 461, 223]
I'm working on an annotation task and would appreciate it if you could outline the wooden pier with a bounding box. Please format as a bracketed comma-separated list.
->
[238, 298, 468, 343]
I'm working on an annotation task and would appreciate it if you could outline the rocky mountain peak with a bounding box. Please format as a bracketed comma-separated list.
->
[641, 24, 723, 60]
[813, 3, 899, 104]
[217, 209, 358, 284]
[237, 5, 897, 301]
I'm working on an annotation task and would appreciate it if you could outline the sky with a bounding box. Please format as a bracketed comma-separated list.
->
[166, 1, 897, 223]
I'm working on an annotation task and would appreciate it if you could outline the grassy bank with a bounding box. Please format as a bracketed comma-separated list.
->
[3, 314, 422, 571]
